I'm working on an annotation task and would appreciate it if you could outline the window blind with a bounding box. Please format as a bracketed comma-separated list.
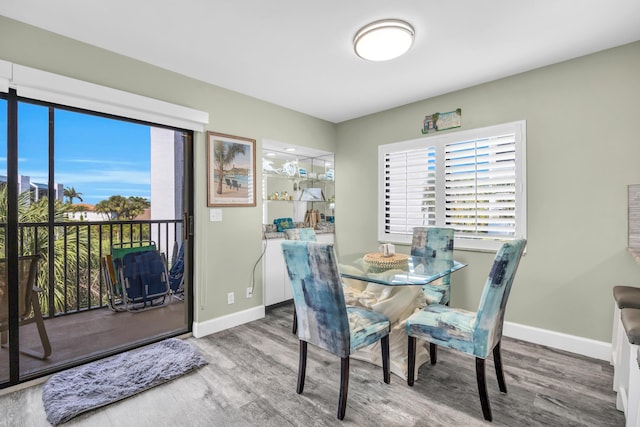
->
[383, 146, 436, 235]
[444, 133, 517, 240]
[378, 120, 526, 251]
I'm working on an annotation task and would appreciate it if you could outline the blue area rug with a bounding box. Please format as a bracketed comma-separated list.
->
[42, 338, 207, 425]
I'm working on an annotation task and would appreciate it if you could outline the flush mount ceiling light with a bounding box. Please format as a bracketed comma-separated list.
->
[353, 19, 415, 61]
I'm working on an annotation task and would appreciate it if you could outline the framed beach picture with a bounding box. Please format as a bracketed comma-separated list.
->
[206, 131, 256, 207]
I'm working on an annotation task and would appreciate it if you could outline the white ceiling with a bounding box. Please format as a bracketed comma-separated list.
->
[1, 1, 639, 124]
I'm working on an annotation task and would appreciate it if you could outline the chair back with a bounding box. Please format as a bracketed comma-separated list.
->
[411, 227, 454, 259]
[472, 239, 526, 357]
[284, 227, 317, 242]
[411, 227, 455, 297]
[281, 241, 350, 357]
[0, 255, 40, 320]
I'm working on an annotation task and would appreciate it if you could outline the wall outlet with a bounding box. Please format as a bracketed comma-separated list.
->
[246, 287, 253, 298]
[227, 292, 234, 304]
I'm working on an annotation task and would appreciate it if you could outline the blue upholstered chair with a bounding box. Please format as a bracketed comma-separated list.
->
[411, 227, 455, 364]
[406, 239, 526, 422]
[284, 227, 317, 242]
[283, 228, 317, 334]
[281, 241, 391, 420]
[410, 227, 455, 305]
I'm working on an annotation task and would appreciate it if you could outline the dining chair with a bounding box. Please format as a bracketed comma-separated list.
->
[411, 226, 455, 364]
[283, 227, 317, 334]
[410, 226, 455, 305]
[0, 254, 52, 359]
[405, 238, 526, 422]
[281, 240, 391, 420]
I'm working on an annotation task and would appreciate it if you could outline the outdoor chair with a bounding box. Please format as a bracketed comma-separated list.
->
[0, 254, 52, 360]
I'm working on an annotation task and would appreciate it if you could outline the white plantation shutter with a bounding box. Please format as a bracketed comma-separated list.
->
[445, 134, 517, 240]
[379, 121, 526, 251]
[383, 147, 436, 235]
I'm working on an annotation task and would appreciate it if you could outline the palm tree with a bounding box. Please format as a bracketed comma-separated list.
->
[214, 140, 246, 194]
[95, 195, 150, 220]
[63, 186, 83, 204]
[0, 185, 96, 315]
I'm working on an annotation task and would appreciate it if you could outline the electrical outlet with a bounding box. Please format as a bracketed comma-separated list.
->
[227, 292, 234, 304]
[246, 287, 253, 298]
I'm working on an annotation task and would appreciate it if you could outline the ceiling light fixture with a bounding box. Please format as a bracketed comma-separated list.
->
[353, 19, 415, 61]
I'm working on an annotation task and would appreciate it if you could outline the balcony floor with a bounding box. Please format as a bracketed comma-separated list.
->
[1, 297, 187, 383]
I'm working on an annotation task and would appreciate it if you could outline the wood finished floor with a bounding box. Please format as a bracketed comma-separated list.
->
[0, 302, 625, 426]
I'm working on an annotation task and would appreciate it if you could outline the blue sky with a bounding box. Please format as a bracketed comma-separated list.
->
[1, 100, 151, 205]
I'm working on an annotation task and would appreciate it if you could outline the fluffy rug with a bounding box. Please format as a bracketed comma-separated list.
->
[42, 338, 207, 425]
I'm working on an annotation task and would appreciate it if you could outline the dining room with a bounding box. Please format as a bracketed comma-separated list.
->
[1, 2, 639, 425]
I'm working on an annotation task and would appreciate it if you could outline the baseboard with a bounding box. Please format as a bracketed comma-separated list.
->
[191, 308, 610, 361]
[192, 305, 265, 338]
[503, 321, 611, 361]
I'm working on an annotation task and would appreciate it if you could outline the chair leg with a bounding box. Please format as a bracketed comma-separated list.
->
[292, 307, 298, 335]
[381, 335, 390, 384]
[338, 356, 350, 420]
[297, 340, 307, 394]
[476, 357, 492, 421]
[20, 291, 52, 360]
[493, 341, 507, 393]
[407, 336, 416, 386]
[429, 342, 438, 365]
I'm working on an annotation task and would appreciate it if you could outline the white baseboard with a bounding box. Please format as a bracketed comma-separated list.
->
[192, 305, 265, 338]
[191, 308, 611, 361]
[503, 321, 611, 361]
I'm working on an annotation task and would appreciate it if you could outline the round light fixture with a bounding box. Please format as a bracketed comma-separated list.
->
[353, 19, 415, 61]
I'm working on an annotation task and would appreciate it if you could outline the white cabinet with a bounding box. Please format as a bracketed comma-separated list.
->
[263, 233, 335, 306]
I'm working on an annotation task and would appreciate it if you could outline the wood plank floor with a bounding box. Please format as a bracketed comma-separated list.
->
[0, 302, 625, 426]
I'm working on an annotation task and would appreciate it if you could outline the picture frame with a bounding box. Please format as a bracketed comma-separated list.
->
[206, 131, 256, 207]
[300, 187, 325, 201]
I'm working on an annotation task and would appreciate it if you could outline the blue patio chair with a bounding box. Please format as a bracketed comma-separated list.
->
[406, 239, 526, 421]
[281, 241, 391, 420]
[283, 228, 317, 334]
[169, 243, 184, 297]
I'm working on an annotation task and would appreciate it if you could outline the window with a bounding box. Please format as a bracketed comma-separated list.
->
[378, 120, 526, 251]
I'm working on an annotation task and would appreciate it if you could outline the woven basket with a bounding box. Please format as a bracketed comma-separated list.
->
[363, 253, 409, 273]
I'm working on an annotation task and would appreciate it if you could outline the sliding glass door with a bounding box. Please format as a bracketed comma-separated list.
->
[0, 91, 193, 387]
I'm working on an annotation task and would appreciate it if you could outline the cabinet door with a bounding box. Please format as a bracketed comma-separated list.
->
[264, 239, 285, 306]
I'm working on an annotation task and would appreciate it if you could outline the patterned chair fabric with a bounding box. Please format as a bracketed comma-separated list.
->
[281, 240, 391, 419]
[405, 238, 526, 421]
[283, 227, 317, 335]
[283, 227, 317, 242]
[411, 227, 455, 305]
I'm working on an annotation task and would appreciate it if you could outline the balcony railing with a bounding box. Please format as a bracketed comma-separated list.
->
[6, 219, 183, 319]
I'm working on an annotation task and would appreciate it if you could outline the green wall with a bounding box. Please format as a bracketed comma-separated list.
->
[335, 41, 640, 342]
[0, 16, 336, 324]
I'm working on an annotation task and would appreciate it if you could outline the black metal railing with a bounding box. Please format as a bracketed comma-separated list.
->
[6, 219, 182, 318]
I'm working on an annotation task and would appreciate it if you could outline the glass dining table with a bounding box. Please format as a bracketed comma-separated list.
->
[337, 251, 466, 380]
